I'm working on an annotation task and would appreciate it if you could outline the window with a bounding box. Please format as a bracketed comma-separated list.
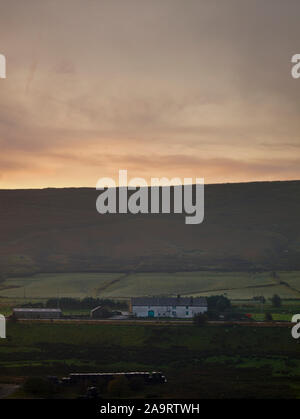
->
[172, 311, 176, 316]
[186, 311, 189, 316]
[186, 306, 189, 309]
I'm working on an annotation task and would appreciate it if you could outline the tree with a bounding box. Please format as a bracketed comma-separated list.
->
[270, 294, 282, 308]
[207, 295, 231, 312]
[193, 313, 208, 327]
[265, 312, 273, 322]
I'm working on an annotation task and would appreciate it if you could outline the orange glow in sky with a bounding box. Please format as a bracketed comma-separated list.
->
[0, 0, 300, 189]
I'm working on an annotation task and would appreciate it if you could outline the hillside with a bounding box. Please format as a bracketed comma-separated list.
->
[0, 181, 300, 277]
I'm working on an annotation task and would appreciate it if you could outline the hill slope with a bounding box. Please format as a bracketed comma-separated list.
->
[0, 181, 300, 276]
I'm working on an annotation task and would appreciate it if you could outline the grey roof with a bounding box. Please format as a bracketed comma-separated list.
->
[13, 308, 62, 312]
[131, 297, 207, 307]
[90, 306, 103, 313]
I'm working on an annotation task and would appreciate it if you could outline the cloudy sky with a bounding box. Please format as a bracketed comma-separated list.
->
[0, 0, 299, 188]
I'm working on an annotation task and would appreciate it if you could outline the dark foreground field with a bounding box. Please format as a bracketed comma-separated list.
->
[1, 322, 300, 399]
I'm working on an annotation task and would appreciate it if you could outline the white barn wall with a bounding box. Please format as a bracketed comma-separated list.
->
[132, 304, 207, 318]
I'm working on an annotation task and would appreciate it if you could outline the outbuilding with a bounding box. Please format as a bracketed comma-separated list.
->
[13, 308, 62, 319]
[90, 306, 110, 319]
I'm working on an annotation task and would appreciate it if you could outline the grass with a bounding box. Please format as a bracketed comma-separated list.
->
[102, 271, 277, 297]
[250, 313, 293, 321]
[1, 182, 300, 277]
[1, 270, 299, 300]
[0, 273, 122, 299]
[1, 323, 300, 398]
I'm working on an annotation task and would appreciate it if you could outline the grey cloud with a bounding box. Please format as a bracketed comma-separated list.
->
[0, 0, 300, 187]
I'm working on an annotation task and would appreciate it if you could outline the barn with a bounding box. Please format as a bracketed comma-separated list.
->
[131, 296, 207, 318]
[90, 306, 111, 319]
[12, 308, 62, 319]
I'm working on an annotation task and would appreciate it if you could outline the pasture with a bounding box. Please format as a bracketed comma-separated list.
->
[0, 270, 299, 300]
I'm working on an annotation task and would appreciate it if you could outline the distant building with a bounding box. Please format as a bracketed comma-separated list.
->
[131, 296, 207, 318]
[13, 308, 62, 319]
[90, 306, 110, 319]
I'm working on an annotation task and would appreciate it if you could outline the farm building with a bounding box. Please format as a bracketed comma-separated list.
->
[90, 306, 110, 319]
[131, 296, 207, 318]
[12, 308, 62, 319]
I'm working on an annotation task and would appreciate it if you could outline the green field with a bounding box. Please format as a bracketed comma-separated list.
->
[0, 273, 122, 299]
[1, 323, 300, 398]
[1, 270, 299, 300]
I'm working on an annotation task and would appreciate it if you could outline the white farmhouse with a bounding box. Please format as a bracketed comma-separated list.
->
[131, 296, 207, 318]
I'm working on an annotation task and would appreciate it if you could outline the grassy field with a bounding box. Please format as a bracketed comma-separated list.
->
[0, 273, 123, 299]
[1, 322, 300, 398]
[1, 270, 299, 300]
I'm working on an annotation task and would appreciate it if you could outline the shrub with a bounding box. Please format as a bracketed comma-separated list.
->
[207, 295, 231, 312]
[193, 313, 208, 327]
[270, 294, 282, 308]
[265, 312, 273, 322]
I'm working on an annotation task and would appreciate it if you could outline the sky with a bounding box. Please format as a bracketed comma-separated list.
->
[0, 0, 300, 188]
